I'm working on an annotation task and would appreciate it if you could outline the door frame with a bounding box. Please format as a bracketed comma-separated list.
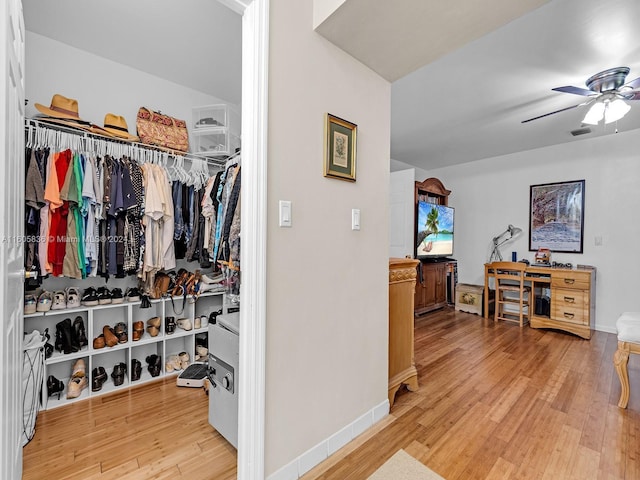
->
[1, 0, 269, 479]
[219, 0, 269, 479]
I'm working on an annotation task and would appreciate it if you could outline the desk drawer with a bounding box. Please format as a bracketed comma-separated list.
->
[552, 288, 588, 325]
[551, 271, 590, 290]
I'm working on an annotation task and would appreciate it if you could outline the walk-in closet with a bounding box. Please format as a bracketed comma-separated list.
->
[18, 1, 244, 478]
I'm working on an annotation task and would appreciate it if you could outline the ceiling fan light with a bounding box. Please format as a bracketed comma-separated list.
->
[604, 99, 631, 124]
[582, 102, 605, 125]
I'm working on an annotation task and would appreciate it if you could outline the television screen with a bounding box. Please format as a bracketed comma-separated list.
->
[416, 202, 454, 258]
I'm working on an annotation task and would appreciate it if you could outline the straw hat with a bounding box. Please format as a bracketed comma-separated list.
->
[34, 94, 88, 122]
[34, 94, 95, 132]
[102, 113, 139, 142]
[34, 94, 118, 137]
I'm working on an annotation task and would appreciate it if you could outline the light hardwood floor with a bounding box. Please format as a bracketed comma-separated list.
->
[303, 308, 640, 480]
[23, 377, 237, 480]
[24, 308, 640, 479]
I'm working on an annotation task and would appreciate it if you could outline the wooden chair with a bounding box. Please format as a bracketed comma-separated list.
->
[614, 312, 640, 408]
[491, 261, 530, 328]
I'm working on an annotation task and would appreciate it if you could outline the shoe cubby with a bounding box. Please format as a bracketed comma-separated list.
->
[44, 355, 90, 409]
[132, 300, 165, 342]
[91, 304, 130, 353]
[27, 291, 226, 410]
[132, 342, 163, 384]
[194, 291, 223, 329]
[165, 335, 193, 374]
[93, 349, 130, 395]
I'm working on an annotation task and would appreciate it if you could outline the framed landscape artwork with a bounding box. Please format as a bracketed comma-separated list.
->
[529, 179, 585, 253]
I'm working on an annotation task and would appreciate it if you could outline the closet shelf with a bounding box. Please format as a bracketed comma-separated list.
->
[25, 118, 229, 166]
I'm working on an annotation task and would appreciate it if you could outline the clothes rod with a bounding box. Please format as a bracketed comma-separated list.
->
[24, 117, 229, 166]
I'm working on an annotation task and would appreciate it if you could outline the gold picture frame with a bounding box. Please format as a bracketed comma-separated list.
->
[324, 113, 357, 182]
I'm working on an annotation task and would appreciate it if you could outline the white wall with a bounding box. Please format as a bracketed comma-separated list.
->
[428, 129, 640, 333]
[25, 32, 232, 147]
[266, 0, 391, 476]
[391, 158, 429, 181]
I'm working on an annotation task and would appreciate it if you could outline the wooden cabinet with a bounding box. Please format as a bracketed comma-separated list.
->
[389, 258, 419, 407]
[415, 261, 448, 315]
[413, 177, 451, 316]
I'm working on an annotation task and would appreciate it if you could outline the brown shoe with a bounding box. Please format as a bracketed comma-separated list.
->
[93, 334, 105, 349]
[102, 325, 118, 347]
[147, 316, 161, 328]
[146, 325, 159, 337]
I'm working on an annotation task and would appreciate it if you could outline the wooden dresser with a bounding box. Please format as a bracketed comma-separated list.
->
[389, 258, 420, 407]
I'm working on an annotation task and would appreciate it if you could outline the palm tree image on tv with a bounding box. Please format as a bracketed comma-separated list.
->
[416, 203, 454, 256]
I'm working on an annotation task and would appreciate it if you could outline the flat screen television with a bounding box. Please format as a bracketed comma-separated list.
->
[415, 202, 454, 259]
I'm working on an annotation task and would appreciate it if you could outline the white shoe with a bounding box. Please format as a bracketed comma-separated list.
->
[177, 318, 192, 331]
[36, 291, 53, 312]
[199, 282, 224, 294]
[66, 287, 81, 308]
[201, 274, 224, 285]
[196, 345, 208, 357]
[51, 291, 67, 310]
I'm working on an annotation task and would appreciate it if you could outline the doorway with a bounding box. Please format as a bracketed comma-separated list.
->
[7, 1, 268, 479]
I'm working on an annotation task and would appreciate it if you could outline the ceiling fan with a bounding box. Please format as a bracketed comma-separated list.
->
[522, 67, 640, 124]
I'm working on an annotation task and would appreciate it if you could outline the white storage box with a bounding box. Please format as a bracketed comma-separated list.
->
[455, 283, 484, 315]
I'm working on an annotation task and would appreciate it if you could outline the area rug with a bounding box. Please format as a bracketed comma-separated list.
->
[367, 449, 445, 480]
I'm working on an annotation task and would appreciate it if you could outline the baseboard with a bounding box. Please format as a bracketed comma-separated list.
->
[267, 399, 390, 480]
[595, 324, 617, 335]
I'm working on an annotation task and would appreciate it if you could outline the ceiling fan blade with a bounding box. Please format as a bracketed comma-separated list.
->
[552, 86, 594, 96]
[623, 76, 640, 90]
[521, 103, 584, 123]
[618, 86, 640, 100]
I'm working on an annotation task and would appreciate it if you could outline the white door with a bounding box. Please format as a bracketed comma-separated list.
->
[0, 0, 26, 478]
[389, 168, 415, 258]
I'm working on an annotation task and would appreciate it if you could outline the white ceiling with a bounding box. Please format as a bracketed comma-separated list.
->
[22, 0, 640, 171]
[22, 0, 242, 106]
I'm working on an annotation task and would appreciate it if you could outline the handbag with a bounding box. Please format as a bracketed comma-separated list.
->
[136, 107, 189, 153]
[151, 272, 171, 299]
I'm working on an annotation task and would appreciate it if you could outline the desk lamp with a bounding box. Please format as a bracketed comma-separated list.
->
[489, 224, 522, 262]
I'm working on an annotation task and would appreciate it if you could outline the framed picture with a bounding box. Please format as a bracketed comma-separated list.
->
[529, 179, 585, 253]
[324, 113, 357, 182]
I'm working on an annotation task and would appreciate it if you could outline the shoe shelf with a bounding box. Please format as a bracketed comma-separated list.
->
[28, 291, 224, 411]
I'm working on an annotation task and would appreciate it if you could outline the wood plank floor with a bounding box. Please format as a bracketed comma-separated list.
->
[23, 377, 237, 480]
[302, 308, 640, 480]
[24, 308, 640, 479]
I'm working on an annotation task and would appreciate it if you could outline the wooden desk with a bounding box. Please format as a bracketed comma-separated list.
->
[484, 263, 596, 339]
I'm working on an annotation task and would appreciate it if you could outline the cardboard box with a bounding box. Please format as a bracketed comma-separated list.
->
[455, 283, 484, 315]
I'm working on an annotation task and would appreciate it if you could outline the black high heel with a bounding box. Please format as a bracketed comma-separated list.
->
[73, 316, 88, 349]
[43, 328, 53, 359]
[54, 323, 64, 353]
[47, 375, 64, 399]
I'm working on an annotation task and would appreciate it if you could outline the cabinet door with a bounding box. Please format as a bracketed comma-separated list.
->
[423, 264, 437, 307]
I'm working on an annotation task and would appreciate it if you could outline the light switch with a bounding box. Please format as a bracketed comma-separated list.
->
[352, 209, 360, 230]
[279, 200, 292, 227]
